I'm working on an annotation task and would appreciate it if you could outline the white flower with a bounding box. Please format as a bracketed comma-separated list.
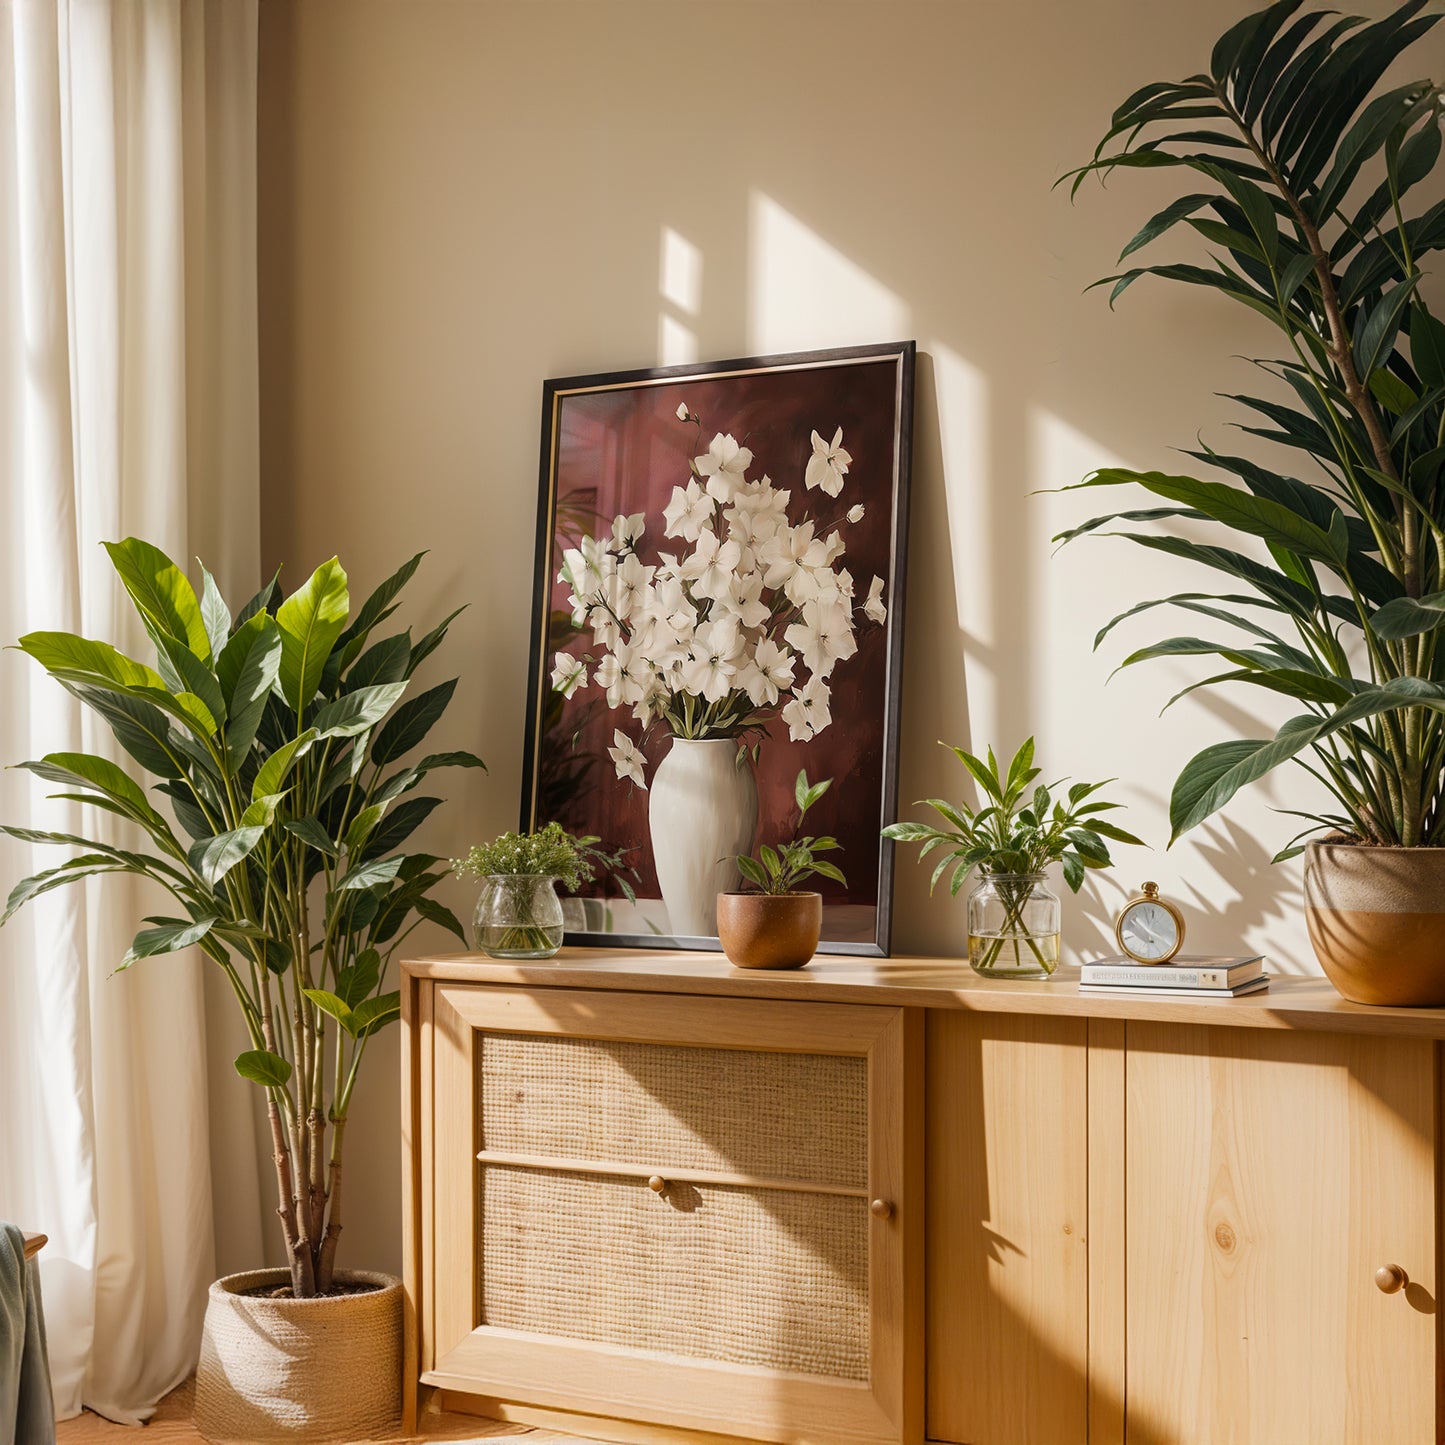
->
[812, 566, 854, 607]
[680, 531, 742, 602]
[675, 402, 690, 421]
[605, 552, 654, 620]
[759, 520, 829, 590]
[740, 638, 795, 706]
[646, 572, 697, 632]
[713, 569, 770, 630]
[560, 536, 606, 597]
[847, 504, 865, 523]
[550, 651, 587, 698]
[680, 618, 743, 702]
[782, 675, 832, 741]
[863, 574, 887, 625]
[785, 597, 858, 679]
[662, 479, 713, 542]
[805, 426, 852, 497]
[595, 645, 649, 709]
[608, 729, 648, 789]
[610, 512, 645, 550]
[820, 530, 845, 565]
[695, 433, 753, 503]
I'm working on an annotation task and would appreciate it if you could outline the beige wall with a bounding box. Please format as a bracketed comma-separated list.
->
[254, 0, 1445, 1275]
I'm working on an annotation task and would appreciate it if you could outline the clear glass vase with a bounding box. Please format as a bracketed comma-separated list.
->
[472, 874, 564, 959]
[967, 872, 1061, 979]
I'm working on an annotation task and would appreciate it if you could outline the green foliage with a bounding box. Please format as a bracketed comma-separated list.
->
[2, 540, 482, 1294]
[453, 821, 597, 892]
[883, 739, 1143, 895]
[1060, 0, 1445, 856]
[734, 771, 846, 896]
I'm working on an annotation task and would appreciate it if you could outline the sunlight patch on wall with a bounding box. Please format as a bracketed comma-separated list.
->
[928, 340, 994, 732]
[658, 226, 701, 365]
[747, 194, 907, 354]
[1029, 404, 1311, 971]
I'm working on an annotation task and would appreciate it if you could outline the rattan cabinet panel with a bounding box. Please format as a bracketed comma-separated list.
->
[417, 984, 919, 1445]
[480, 1163, 869, 1378]
[479, 1031, 867, 1187]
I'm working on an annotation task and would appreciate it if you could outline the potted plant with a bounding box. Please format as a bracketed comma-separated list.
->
[883, 739, 1140, 978]
[716, 770, 844, 969]
[1061, 0, 1445, 1003]
[2, 540, 481, 1442]
[550, 402, 888, 937]
[452, 822, 610, 959]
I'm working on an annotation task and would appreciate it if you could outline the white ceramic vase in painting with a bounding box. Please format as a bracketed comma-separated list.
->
[648, 736, 758, 937]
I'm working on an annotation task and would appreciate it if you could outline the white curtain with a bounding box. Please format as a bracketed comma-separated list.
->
[0, 0, 261, 1423]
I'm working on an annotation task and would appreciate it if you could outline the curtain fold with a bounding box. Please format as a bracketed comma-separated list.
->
[0, 0, 261, 1422]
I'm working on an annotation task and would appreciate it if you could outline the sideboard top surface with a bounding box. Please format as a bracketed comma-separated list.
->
[402, 948, 1445, 1041]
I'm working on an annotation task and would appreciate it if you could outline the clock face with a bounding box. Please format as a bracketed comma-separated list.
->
[1120, 900, 1180, 961]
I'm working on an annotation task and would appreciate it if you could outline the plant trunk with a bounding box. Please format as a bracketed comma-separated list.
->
[316, 1116, 347, 1293]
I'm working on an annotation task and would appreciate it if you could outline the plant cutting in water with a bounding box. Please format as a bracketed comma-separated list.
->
[733, 770, 846, 895]
[883, 740, 1142, 973]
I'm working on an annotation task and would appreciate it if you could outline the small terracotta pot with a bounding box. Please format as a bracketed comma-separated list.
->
[716, 891, 822, 969]
[1304, 841, 1445, 1006]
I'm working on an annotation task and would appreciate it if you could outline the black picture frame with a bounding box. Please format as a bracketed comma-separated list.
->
[520, 340, 915, 956]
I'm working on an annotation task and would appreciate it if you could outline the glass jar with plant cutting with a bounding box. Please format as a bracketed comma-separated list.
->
[883, 739, 1142, 978]
[454, 822, 607, 959]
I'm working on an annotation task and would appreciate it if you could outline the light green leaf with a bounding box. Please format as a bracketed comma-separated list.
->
[313, 682, 408, 740]
[252, 728, 318, 803]
[198, 564, 232, 661]
[121, 916, 219, 969]
[302, 988, 356, 1035]
[276, 557, 349, 714]
[188, 826, 266, 887]
[335, 855, 404, 892]
[102, 538, 211, 659]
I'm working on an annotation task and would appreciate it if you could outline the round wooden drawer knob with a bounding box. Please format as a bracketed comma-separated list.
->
[647, 1175, 667, 1194]
[1376, 1264, 1408, 1294]
[870, 1199, 894, 1220]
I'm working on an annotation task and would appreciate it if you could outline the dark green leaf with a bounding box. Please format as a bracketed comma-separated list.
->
[370, 680, 456, 763]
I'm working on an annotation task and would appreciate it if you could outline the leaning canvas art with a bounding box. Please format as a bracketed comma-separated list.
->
[521, 342, 915, 954]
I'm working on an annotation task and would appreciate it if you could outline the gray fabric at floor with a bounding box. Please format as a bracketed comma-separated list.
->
[0, 1224, 55, 1445]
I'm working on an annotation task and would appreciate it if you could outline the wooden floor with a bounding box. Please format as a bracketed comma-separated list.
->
[58, 1380, 607, 1444]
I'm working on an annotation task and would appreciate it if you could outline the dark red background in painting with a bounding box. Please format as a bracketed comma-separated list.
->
[537, 359, 902, 940]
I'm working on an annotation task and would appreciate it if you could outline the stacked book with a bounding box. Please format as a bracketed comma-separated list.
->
[1079, 954, 1269, 999]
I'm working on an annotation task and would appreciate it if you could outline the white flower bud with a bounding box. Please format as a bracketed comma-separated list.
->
[676, 403, 690, 421]
[847, 504, 865, 523]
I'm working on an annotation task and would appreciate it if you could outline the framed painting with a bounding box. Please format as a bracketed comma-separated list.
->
[520, 341, 915, 956]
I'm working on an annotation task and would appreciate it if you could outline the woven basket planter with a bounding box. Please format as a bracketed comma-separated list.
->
[193, 1268, 401, 1444]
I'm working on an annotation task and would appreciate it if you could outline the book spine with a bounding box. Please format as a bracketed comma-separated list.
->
[1080, 967, 1229, 989]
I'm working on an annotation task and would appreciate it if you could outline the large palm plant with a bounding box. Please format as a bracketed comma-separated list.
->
[2, 541, 481, 1296]
[1063, 0, 1445, 856]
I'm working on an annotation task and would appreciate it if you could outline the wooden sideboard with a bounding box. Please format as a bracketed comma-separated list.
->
[402, 949, 1445, 1445]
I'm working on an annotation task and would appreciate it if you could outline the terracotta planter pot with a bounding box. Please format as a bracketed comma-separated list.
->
[716, 891, 822, 969]
[193, 1268, 401, 1444]
[1304, 841, 1445, 1006]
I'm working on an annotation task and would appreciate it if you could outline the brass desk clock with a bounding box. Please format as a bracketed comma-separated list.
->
[1114, 881, 1185, 964]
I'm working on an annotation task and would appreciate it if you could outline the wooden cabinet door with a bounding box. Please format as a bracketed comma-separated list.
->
[419, 985, 921, 1445]
[1122, 1025, 1436, 1445]
[925, 1011, 1091, 1445]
